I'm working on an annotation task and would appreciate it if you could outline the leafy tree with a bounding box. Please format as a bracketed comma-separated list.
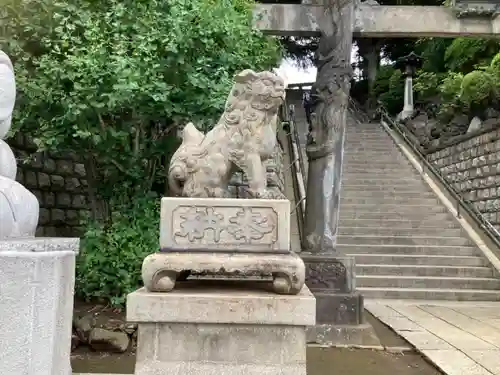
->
[2, 0, 281, 220]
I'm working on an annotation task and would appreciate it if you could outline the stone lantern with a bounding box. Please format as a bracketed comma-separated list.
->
[395, 52, 423, 120]
[451, 0, 500, 18]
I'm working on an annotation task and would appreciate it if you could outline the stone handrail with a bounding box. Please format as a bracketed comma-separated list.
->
[279, 100, 306, 245]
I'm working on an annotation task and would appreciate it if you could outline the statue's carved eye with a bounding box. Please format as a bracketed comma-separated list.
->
[233, 90, 239, 96]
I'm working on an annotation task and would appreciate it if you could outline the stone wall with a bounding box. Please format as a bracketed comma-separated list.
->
[8, 133, 88, 237]
[7, 133, 286, 236]
[427, 126, 500, 231]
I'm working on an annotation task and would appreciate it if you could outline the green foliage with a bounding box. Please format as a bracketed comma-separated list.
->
[75, 194, 160, 307]
[461, 70, 495, 105]
[373, 66, 404, 114]
[491, 52, 500, 79]
[440, 72, 464, 102]
[444, 38, 500, 73]
[2, 0, 282, 303]
[2, 0, 281, 216]
[414, 71, 441, 99]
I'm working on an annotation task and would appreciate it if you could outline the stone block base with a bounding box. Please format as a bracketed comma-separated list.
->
[306, 291, 379, 346]
[315, 291, 364, 325]
[127, 281, 316, 375]
[142, 251, 305, 295]
[307, 323, 380, 347]
[301, 253, 379, 346]
[0, 238, 79, 375]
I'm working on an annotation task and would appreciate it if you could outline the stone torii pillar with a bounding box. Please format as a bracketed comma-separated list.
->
[396, 52, 423, 120]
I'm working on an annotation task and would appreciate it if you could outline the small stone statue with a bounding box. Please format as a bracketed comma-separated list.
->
[0, 50, 39, 239]
[168, 70, 285, 199]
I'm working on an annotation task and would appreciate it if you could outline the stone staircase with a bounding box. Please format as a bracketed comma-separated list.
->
[337, 119, 500, 301]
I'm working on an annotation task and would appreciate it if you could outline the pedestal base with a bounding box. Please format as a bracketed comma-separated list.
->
[142, 251, 305, 295]
[127, 281, 316, 375]
[0, 237, 79, 375]
[301, 253, 380, 346]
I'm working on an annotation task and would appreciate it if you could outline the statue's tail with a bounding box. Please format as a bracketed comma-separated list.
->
[167, 122, 204, 196]
[168, 157, 186, 196]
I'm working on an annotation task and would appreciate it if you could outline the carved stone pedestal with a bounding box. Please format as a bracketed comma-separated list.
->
[127, 281, 316, 375]
[143, 251, 305, 295]
[302, 253, 380, 346]
[145, 197, 306, 295]
[0, 238, 79, 375]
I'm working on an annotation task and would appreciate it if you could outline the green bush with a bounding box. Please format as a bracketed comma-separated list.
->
[461, 70, 494, 105]
[377, 69, 404, 115]
[75, 194, 160, 307]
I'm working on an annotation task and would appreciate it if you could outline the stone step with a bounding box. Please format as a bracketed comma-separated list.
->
[357, 275, 500, 289]
[341, 190, 436, 199]
[339, 211, 451, 221]
[341, 180, 426, 188]
[339, 218, 460, 229]
[343, 164, 412, 170]
[343, 167, 414, 174]
[338, 234, 473, 247]
[349, 253, 487, 267]
[343, 159, 410, 165]
[356, 264, 494, 278]
[339, 197, 440, 206]
[344, 153, 404, 159]
[339, 184, 433, 192]
[339, 204, 447, 214]
[336, 244, 479, 256]
[345, 142, 396, 146]
[359, 287, 500, 301]
[342, 172, 421, 180]
[338, 226, 464, 237]
[345, 147, 399, 152]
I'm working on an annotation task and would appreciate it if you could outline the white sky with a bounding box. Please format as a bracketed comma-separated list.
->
[276, 46, 360, 86]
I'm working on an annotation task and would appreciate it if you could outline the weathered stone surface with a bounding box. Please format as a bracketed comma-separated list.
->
[0, 237, 79, 375]
[88, 328, 130, 353]
[168, 70, 285, 200]
[302, 254, 354, 293]
[253, 4, 500, 37]
[74, 314, 96, 342]
[160, 197, 290, 253]
[127, 283, 315, 375]
[141, 251, 305, 295]
[307, 322, 380, 346]
[0, 139, 16, 179]
[0, 50, 40, 239]
[467, 116, 482, 133]
[428, 126, 500, 231]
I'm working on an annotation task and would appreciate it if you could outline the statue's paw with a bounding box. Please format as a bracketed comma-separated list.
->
[261, 189, 286, 200]
[246, 188, 285, 200]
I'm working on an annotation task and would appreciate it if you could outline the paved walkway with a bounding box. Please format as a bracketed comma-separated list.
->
[366, 300, 500, 375]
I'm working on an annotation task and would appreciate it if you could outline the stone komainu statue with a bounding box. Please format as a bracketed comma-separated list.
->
[0, 50, 39, 239]
[168, 70, 285, 199]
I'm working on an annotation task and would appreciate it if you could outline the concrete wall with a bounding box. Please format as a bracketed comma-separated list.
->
[8, 133, 88, 237]
[427, 126, 500, 231]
